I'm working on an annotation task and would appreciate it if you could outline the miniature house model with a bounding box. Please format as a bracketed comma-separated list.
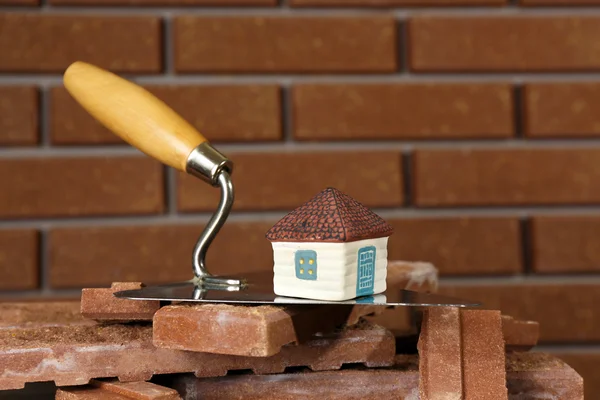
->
[266, 187, 394, 301]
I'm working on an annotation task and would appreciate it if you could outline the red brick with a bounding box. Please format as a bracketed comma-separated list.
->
[0, 230, 38, 290]
[388, 217, 521, 275]
[461, 310, 507, 399]
[292, 0, 505, 6]
[293, 83, 513, 140]
[179, 151, 403, 211]
[0, 87, 39, 146]
[439, 283, 600, 342]
[0, 157, 163, 218]
[550, 352, 600, 400]
[409, 16, 600, 72]
[0, 14, 161, 73]
[48, 222, 273, 288]
[57, 380, 181, 400]
[174, 16, 397, 73]
[414, 148, 600, 206]
[418, 307, 462, 398]
[52, 0, 273, 4]
[80, 283, 161, 321]
[531, 216, 600, 274]
[524, 83, 600, 138]
[51, 85, 282, 145]
[0, 0, 39, 4]
[522, 0, 600, 4]
[502, 315, 539, 352]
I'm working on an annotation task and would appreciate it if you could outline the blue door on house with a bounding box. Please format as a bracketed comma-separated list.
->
[356, 246, 376, 297]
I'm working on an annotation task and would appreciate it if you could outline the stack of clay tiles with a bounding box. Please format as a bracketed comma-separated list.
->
[0, 261, 583, 400]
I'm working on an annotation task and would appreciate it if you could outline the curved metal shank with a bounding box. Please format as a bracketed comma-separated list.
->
[191, 169, 234, 280]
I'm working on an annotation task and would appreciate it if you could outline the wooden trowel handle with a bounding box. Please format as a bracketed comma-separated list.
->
[63, 61, 208, 172]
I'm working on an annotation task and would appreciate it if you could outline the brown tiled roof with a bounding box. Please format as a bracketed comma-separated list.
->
[266, 187, 394, 243]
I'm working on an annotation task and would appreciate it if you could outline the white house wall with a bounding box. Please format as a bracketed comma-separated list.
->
[272, 237, 388, 301]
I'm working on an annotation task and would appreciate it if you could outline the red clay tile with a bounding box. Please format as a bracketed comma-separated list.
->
[418, 307, 462, 399]
[153, 304, 355, 357]
[293, 83, 513, 140]
[166, 353, 568, 399]
[0, 14, 161, 73]
[461, 309, 507, 399]
[80, 283, 160, 322]
[166, 355, 420, 399]
[0, 301, 92, 329]
[502, 315, 539, 352]
[549, 352, 598, 399]
[507, 353, 583, 399]
[174, 16, 397, 73]
[57, 380, 181, 400]
[0, 318, 394, 390]
[0, 87, 39, 146]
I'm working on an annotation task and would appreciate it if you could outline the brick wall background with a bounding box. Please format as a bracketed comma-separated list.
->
[1, 0, 600, 396]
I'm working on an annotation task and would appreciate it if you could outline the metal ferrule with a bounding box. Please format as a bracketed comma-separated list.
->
[186, 142, 233, 187]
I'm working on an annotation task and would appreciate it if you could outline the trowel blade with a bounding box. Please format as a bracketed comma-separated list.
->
[113, 271, 480, 307]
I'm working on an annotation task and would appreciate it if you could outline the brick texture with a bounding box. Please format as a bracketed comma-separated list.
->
[0, 14, 161, 73]
[0, 230, 38, 290]
[409, 16, 600, 72]
[52, 0, 274, 4]
[292, 0, 505, 5]
[49, 222, 273, 288]
[388, 217, 522, 275]
[293, 83, 513, 140]
[551, 353, 600, 400]
[0, 87, 39, 145]
[522, 0, 600, 4]
[0, 157, 164, 218]
[524, 83, 600, 138]
[51, 85, 282, 144]
[531, 216, 600, 273]
[0, 0, 39, 4]
[178, 151, 403, 211]
[414, 148, 600, 206]
[174, 16, 397, 73]
[440, 283, 600, 342]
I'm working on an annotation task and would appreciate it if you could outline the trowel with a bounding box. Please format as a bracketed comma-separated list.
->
[63, 61, 479, 308]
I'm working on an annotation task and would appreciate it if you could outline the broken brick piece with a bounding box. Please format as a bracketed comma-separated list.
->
[418, 307, 463, 399]
[164, 355, 420, 400]
[461, 309, 507, 399]
[502, 315, 539, 352]
[506, 352, 584, 399]
[56, 380, 181, 400]
[153, 303, 353, 357]
[0, 311, 394, 390]
[80, 282, 160, 321]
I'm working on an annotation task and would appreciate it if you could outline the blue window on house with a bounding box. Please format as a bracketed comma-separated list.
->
[295, 250, 317, 280]
[356, 246, 376, 297]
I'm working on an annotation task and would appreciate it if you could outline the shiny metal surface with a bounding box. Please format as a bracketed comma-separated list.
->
[186, 142, 233, 187]
[190, 170, 238, 284]
[114, 271, 480, 307]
